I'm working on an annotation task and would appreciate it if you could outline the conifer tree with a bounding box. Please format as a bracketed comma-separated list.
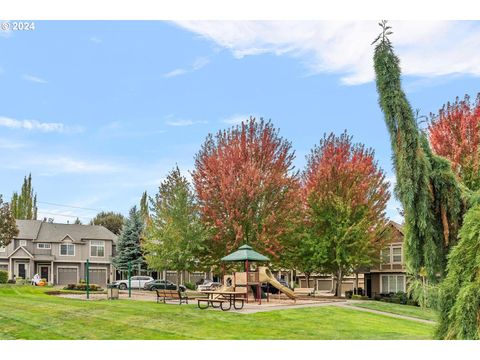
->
[113, 206, 145, 272]
[372, 21, 462, 281]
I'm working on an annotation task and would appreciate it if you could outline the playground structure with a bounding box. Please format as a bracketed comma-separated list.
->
[217, 244, 296, 304]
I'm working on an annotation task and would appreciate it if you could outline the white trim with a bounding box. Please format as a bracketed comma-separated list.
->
[89, 240, 105, 258]
[36, 264, 51, 282]
[56, 265, 79, 285]
[9, 246, 34, 259]
[19, 240, 27, 247]
[0, 246, 6, 253]
[60, 243, 75, 256]
[14, 261, 30, 279]
[380, 274, 406, 293]
[36, 243, 51, 250]
[392, 246, 402, 263]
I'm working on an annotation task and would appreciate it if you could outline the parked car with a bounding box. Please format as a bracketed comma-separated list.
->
[261, 278, 290, 294]
[197, 281, 222, 291]
[144, 279, 186, 292]
[113, 276, 154, 290]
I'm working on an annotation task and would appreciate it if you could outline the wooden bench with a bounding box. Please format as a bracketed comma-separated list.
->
[294, 288, 315, 296]
[155, 289, 188, 305]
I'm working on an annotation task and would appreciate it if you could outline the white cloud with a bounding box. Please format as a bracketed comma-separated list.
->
[175, 21, 480, 85]
[163, 68, 188, 78]
[35, 156, 121, 175]
[221, 114, 253, 125]
[23, 73, 48, 84]
[165, 119, 207, 127]
[90, 36, 102, 44]
[0, 116, 82, 133]
[163, 56, 210, 78]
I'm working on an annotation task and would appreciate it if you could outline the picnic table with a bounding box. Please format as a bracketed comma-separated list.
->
[197, 290, 246, 311]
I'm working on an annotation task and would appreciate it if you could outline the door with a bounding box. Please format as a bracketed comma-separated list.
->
[40, 265, 49, 282]
[88, 268, 107, 287]
[57, 267, 78, 285]
[18, 264, 26, 279]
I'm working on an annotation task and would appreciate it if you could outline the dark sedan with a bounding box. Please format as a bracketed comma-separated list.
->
[144, 279, 186, 292]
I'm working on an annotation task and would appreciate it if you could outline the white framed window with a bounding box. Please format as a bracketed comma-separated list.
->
[37, 243, 51, 249]
[90, 240, 105, 257]
[381, 248, 390, 264]
[381, 275, 406, 293]
[392, 247, 402, 263]
[19, 240, 27, 247]
[0, 246, 6, 253]
[60, 243, 75, 256]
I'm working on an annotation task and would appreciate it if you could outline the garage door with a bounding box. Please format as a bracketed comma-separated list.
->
[57, 267, 78, 285]
[317, 279, 332, 291]
[89, 268, 107, 286]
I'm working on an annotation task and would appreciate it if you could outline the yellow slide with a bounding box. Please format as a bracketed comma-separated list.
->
[258, 266, 296, 300]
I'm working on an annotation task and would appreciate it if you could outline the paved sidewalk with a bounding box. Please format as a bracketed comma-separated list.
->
[335, 302, 436, 324]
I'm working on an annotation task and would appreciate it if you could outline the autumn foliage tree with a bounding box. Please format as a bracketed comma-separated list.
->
[429, 94, 480, 191]
[302, 132, 390, 296]
[192, 118, 301, 265]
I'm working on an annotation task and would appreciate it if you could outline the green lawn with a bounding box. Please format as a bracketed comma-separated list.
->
[350, 301, 437, 322]
[0, 286, 434, 340]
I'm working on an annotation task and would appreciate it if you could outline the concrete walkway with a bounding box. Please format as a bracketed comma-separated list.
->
[335, 302, 436, 324]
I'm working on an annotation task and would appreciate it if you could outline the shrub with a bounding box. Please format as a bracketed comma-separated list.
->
[0, 270, 8, 284]
[63, 283, 102, 291]
[344, 290, 353, 299]
[351, 294, 369, 300]
[184, 282, 196, 291]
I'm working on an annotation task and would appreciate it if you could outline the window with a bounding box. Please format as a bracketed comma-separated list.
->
[381, 275, 406, 293]
[37, 243, 51, 249]
[392, 247, 402, 263]
[0, 246, 6, 253]
[90, 240, 105, 257]
[60, 243, 75, 256]
[381, 248, 390, 264]
[19, 240, 27, 247]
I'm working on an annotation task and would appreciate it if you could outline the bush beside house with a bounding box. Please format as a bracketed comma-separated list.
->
[0, 270, 7, 284]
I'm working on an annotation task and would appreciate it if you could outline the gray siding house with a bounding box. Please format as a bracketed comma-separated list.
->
[0, 220, 117, 286]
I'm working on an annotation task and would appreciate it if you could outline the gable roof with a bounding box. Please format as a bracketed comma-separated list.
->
[9, 246, 34, 259]
[15, 220, 43, 239]
[389, 220, 404, 235]
[14, 220, 117, 243]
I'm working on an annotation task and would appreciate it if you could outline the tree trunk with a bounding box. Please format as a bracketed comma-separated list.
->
[354, 272, 359, 295]
[305, 272, 310, 288]
[335, 269, 343, 297]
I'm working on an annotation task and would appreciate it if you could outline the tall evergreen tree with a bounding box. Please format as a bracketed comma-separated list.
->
[11, 174, 37, 220]
[144, 167, 206, 288]
[372, 21, 463, 281]
[112, 207, 145, 271]
[139, 191, 150, 226]
[0, 195, 18, 247]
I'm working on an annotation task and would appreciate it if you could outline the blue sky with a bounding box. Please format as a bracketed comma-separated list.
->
[1, 21, 479, 223]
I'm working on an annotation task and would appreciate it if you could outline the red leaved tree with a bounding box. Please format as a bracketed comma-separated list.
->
[429, 94, 480, 191]
[192, 117, 301, 265]
[302, 132, 390, 296]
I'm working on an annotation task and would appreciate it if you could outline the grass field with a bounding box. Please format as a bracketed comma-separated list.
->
[0, 286, 434, 340]
[349, 301, 438, 322]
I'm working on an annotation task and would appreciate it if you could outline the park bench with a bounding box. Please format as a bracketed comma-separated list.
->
[197, 292, 245, 311]
[155, 289, 188, 305]
[294, 288, 315, 296]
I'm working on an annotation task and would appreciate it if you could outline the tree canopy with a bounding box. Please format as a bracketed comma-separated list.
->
[11, 174, 37, 220]
[0, 195, 18, 247]
[144, 167, 206, 285]
[301, 132, 389, 296]
[192, 117, 302, 264]
[90, 211, 125, 235]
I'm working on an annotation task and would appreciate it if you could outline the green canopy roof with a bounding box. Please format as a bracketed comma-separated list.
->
[221, 244, 270, 262]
